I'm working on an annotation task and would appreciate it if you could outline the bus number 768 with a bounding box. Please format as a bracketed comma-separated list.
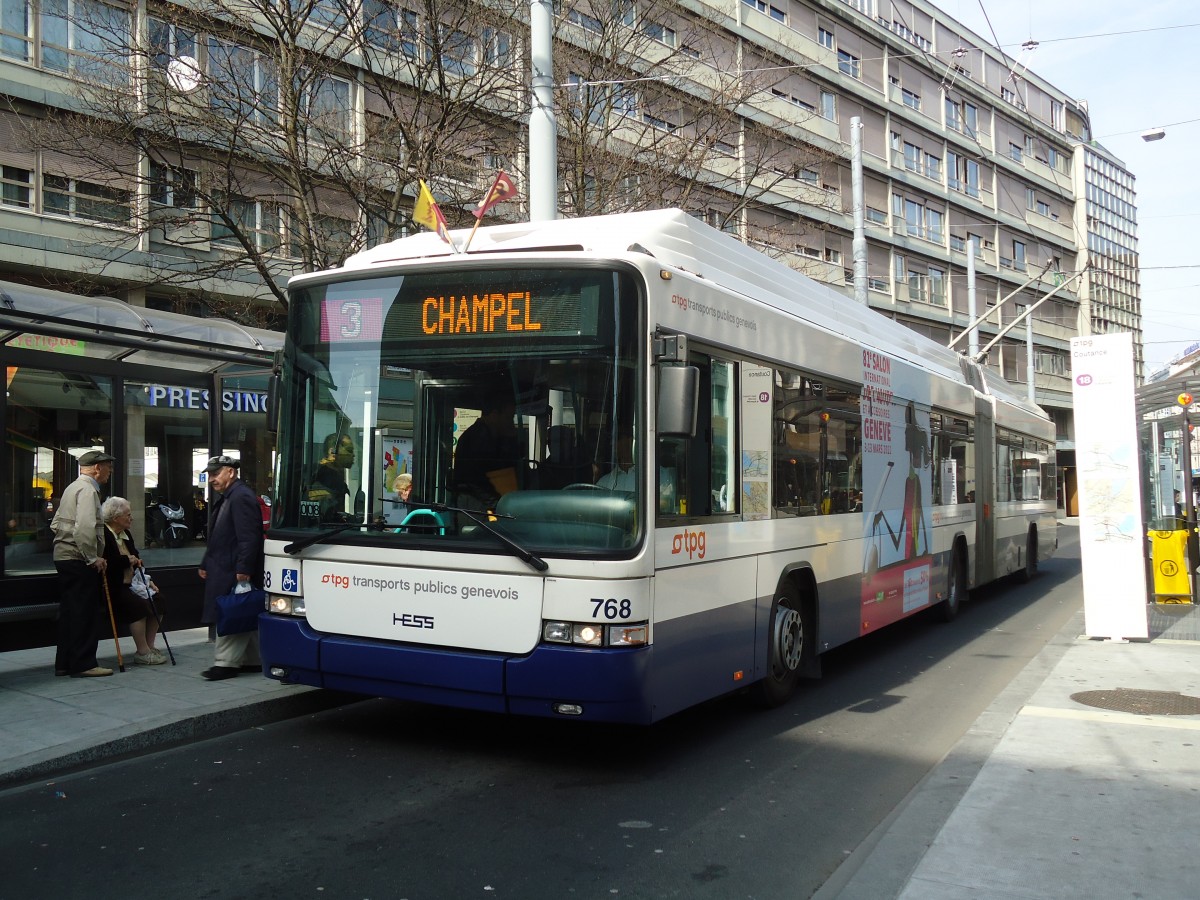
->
[591, 598, 632, 619]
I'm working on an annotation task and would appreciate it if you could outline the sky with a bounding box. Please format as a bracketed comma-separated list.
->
[941, 0, 1200, 375]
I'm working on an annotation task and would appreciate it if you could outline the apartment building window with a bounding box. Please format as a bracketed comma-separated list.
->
[893, 194, 942, 243]
[309, 0, 347, 29]
[1036, 200, 1051, 217]
[566, 6, 602, 33]
[1, 165, 32, 208]
[208, 39, 278, 124]
[925, 152, 941, 180]
[1012, 239, 1026, 270]
[42, 0, 130, 82]
[436, 26, 476, 77]
[865, 205, 886, 225]
[613, 86, 638, 118]
[1009, 142, 1023, 163]
[903, 141, 921, 174]
[901, 88, 920, 110]
[1, 0, 32, 61]
[1025, 187, 1036, 211]
[947, 150, 980, 198]
[818, 27, 833, 49]
[945, 97, 976, 136]
[743, 0, 786, 22]
[212, 195, 280, 252]
[482, 28, 513, 66]
[838, 50, 860, 79]
[148, 18, 195, 69]
[771, 88, 815, 112]
[566, 72, 606, 126]
[1051, 99, 1063, 130]
[149, 162, 197, 208]
[820, 90, 837, 121]
[303, 74, 352, 138]
[644, 112, 676, 132]
[364, 0, 419, 57]
[928, 266, 945, 305]
[643, 21, 676, 48]
[43, 174, 131, 225]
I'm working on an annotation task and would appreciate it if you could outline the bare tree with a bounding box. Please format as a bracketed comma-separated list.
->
[18, 0, 526, 319]
[552, 0, 843, 258]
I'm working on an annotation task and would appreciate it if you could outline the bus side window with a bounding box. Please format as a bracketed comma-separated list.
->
[658, 354, 737, 517]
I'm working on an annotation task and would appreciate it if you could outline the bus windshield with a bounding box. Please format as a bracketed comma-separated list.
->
[274, 265, 643, 556]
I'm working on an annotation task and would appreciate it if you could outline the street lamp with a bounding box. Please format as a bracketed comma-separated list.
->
[1142, 128, 1167, 142]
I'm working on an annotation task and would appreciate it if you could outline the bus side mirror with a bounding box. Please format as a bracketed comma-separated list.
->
[657, 365, 699, 437]
[266, 373, 280, 435]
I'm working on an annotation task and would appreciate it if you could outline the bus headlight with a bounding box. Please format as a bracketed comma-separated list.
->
[542, 620, 648, 647]
[268, 595, 306, 617]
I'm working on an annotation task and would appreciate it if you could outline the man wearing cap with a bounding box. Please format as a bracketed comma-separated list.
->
[51, 450, 116, 677]
[198, 455, 264, 680]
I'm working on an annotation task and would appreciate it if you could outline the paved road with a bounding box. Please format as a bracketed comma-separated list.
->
[0, 531, 1081, 899]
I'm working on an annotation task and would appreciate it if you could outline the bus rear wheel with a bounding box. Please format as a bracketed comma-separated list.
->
[751, 582, 810, 708]
[1019, 529, 1039, 582]
[938, 546, 965, 622]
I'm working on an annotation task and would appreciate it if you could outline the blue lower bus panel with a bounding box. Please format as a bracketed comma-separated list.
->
[259, 615, 655, 722]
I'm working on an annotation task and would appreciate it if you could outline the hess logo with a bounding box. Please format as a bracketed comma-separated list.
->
[321, 573, 350, 589]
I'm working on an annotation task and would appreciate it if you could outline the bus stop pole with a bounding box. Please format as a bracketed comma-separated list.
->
[1182, 405, 1199, 603]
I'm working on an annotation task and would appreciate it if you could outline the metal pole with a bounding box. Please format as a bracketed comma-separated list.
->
[967, 245, 978, 358]
[1184, 407, 1199, 603]
[1026, 316, 1035, 404]
[528, 0, 557, 222]
[850, 116, 867, 306]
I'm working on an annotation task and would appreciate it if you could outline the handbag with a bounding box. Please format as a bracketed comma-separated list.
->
[130, 567, 157, 601]
[216, 585, 266, 636]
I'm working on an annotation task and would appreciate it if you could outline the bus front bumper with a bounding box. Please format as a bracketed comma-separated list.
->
[258, 614, 655, 723]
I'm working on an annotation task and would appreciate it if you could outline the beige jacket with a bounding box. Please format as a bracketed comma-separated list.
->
[51, 475, 104, 565]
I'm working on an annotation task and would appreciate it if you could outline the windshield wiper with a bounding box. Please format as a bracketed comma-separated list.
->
[426, 503, 548, 573]
[283, 519, 386, 555]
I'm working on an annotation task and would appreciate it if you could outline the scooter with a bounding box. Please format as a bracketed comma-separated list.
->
[146, 498, 190, 548]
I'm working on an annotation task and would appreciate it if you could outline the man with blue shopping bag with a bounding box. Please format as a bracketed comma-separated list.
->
[198, 455, 264, 681]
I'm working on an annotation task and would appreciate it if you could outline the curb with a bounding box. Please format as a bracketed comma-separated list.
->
[0, 687, 354, 790]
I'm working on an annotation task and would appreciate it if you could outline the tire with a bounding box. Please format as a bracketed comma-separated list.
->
[1019, 529, 1038, 582]
[750, 581, 810, 708]
[938, 546, 965, 622]
[164, 525, 189, 548]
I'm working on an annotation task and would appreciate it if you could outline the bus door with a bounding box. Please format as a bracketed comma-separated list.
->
[973, 396, 995, 585]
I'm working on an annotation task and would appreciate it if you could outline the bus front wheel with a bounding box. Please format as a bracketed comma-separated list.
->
[751, 582, 811, 708]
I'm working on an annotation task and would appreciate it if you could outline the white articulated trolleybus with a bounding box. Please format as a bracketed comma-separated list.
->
[259, 209, 1056, 723]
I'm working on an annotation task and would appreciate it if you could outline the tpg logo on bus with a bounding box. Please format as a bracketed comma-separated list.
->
[322, 573, 350, 589]
[671, 527, 706, 559]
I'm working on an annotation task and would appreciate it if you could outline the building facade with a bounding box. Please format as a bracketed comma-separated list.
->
[0, 0, 1143, 509]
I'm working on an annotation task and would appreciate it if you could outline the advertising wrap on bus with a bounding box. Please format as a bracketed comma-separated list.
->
[860, 351, 936, 635]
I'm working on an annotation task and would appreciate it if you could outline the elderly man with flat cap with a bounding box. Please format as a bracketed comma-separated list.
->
[199, 454, 264, 680]
[51, 449, 116, 677]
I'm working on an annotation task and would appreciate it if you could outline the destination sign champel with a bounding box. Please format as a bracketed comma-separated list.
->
[422, 291, 543, 335]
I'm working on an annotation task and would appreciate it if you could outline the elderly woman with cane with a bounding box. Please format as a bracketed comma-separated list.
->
[101, 496, 167, 665]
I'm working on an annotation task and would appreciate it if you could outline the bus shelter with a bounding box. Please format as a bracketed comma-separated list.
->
[1138, 368, 1200, 607]
[0, 280, 281, 643]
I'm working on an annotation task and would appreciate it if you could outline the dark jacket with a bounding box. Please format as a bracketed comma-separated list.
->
[101, 526, 139, 599]
[200, 478, 264, 624]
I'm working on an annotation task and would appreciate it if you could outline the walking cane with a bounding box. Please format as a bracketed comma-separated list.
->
[136, 568, 175, 665]
[100, 572, 126, 673]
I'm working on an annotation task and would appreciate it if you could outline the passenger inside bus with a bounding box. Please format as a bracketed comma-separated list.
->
[453, 389, 520, 508]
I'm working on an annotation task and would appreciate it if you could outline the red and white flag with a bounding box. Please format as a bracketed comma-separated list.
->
[473, 171, 518, 220]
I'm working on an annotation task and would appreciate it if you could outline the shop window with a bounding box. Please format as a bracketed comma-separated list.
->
[124, 379, 212, 567]
[218, 372, 277, 528]
[4, 368, 112, 576]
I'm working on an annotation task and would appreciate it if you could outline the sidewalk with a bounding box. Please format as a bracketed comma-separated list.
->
[0, 627, 345, 788]
[822, 605, 1200, 900]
